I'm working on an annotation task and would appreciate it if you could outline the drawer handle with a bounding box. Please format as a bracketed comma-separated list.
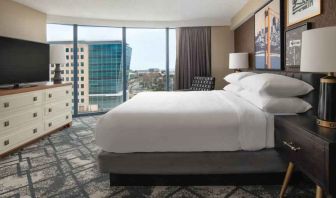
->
[48, 108, 52, 113]
[48, 122, 52, 127]
[283, 141, 301, 152]
[66, 90, 69, 94]
[33, 128, 37, 133]
[33, 112, 38, 117]
[4, 121, 9, 127]
[33, 96, 38, 101]
[66, 115, 69, 119]
[66, 103, 69, 107]
[4, 140, 9, 146]
[4, 102, 9, 108]
[48, 93, 53, 98]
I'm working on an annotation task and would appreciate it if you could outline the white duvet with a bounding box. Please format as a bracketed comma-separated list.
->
[95, 91, 274, 153]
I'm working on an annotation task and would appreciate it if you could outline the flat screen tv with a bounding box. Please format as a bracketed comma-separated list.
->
[0, 36, 49, 87]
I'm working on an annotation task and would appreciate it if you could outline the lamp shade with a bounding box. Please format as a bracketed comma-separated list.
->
[229, 53, 249, 69]
[301, 26, 336, 73]
[50, 45, 66, 64]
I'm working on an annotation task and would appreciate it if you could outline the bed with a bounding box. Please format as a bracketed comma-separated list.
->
[95, 71, 323, 185]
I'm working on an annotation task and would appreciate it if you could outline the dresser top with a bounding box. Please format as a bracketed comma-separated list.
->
[275, 115, 336, 143]
[0, 83, 72, 96]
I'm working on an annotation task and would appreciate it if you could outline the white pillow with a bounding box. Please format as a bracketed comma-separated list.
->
[223, 84, 243, 95]
[240, 73, 314, 97]
[239, 90, 312, 113]
[224, 72, 256, 84]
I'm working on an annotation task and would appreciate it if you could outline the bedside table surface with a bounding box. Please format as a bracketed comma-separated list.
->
[275, 115, 336, 143]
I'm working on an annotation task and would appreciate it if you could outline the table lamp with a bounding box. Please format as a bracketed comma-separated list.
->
[50, 45, 66, 84]
[229, 53, 249, 72]
[301, 26, 336, 128]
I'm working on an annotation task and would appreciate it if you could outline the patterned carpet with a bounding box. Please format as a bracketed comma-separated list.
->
[0, 116, 315, 198]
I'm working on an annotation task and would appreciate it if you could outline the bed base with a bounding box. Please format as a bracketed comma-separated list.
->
[109, 172, 305, 186]
[98, 149, 297, 186]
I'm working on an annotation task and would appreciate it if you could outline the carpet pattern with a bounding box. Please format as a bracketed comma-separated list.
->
[0, 116, 315, 198]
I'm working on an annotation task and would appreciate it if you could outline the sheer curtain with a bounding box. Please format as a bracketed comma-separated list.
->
[175, 27, 212, 90]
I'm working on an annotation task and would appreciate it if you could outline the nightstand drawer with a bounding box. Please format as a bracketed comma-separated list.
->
[275, 123, 327, 187]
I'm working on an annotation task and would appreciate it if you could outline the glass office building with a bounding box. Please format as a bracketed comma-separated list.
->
[88, 41, 132, 111]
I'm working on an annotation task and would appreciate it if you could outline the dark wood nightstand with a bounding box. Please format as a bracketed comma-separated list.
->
[275, 115, 336, 198]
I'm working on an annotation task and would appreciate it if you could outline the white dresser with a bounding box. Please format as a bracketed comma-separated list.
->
[0, 83, 72, 157]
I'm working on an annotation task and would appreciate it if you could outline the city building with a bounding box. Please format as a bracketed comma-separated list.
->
[49, 41, 131, 112]
[49, 42, 89, 112]
[88, 41, 132, 111]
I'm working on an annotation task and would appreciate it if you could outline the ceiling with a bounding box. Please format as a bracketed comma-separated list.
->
[13, 0, 248, 26]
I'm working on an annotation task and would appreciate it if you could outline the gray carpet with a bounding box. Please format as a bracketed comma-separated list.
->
[0, 116, 315, 198]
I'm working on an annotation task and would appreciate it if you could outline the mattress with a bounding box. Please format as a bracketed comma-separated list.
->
[95, 91, 274, 153]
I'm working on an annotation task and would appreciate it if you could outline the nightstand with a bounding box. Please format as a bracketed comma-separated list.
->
[275, 115, 336, 198]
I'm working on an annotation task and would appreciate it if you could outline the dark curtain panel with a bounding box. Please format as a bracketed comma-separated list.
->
[175, 27, 211, 90]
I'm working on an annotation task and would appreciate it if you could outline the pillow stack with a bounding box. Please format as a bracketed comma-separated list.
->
[223, 73, 314, 114]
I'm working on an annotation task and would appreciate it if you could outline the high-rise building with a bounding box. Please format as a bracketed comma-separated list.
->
[88, 41, 132, 111]
[49, 42, 89, 112]
[49, 41, 132, 113]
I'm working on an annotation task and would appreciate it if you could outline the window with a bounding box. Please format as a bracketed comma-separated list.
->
[48, 24, 176, 117]
[169, 29, 176, 90]
[126, 28, 165, 98]
[78, 26, 123, 113]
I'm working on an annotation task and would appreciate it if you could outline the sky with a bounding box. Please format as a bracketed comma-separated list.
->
[47, 24, 176, 70]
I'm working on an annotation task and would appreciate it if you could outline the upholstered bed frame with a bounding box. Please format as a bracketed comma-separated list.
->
[97, 71, 324, 185]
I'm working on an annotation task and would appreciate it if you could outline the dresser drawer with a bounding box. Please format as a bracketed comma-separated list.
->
[45, 112, 72, 132]
[0, 91, 42, 113]
[0, 123, 43, 152]
[0, 108, 43, 134]
[44, 100, 71, 118]
[275, 123, 327, 186]
[45, 86, 71, 103]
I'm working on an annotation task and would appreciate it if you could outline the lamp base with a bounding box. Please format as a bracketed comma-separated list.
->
[53, 64, 63, 84]
[317, 73, 336, 128]
[317, 119, 336, 129]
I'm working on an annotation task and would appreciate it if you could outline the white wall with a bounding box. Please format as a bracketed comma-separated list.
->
[0, 0, 46, 43]
[230, 0, 269, 30]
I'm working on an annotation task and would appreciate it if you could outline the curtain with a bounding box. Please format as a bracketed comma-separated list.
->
[175, 27, 211, 90]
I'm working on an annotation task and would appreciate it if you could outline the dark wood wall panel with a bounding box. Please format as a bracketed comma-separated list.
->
[234, 17, 255, 68]
[234, 0, 336, 71]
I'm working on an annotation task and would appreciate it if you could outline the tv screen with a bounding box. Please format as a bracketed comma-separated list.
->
[0, 36, 49, 85]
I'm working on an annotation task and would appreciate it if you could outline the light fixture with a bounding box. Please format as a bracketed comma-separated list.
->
[301, 26, 336, 128]
[229, 53, 249, 72]
[50, 45, 66, 84]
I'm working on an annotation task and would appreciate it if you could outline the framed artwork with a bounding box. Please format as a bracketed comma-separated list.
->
[285, 23, 312, 71]
[254, 0, 284, 70]
[287, 0, 321, 27]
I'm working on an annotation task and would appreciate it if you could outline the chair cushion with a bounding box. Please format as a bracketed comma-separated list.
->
[190, 76, 215, 91]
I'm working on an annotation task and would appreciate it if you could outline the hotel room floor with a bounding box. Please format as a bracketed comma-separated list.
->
[0, 116, 315, 198]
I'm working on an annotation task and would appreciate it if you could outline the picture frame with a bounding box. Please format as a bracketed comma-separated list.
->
[254, 0, 284, 70]
[287, 0, 321, 27]
[285, 22, 312, 71]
